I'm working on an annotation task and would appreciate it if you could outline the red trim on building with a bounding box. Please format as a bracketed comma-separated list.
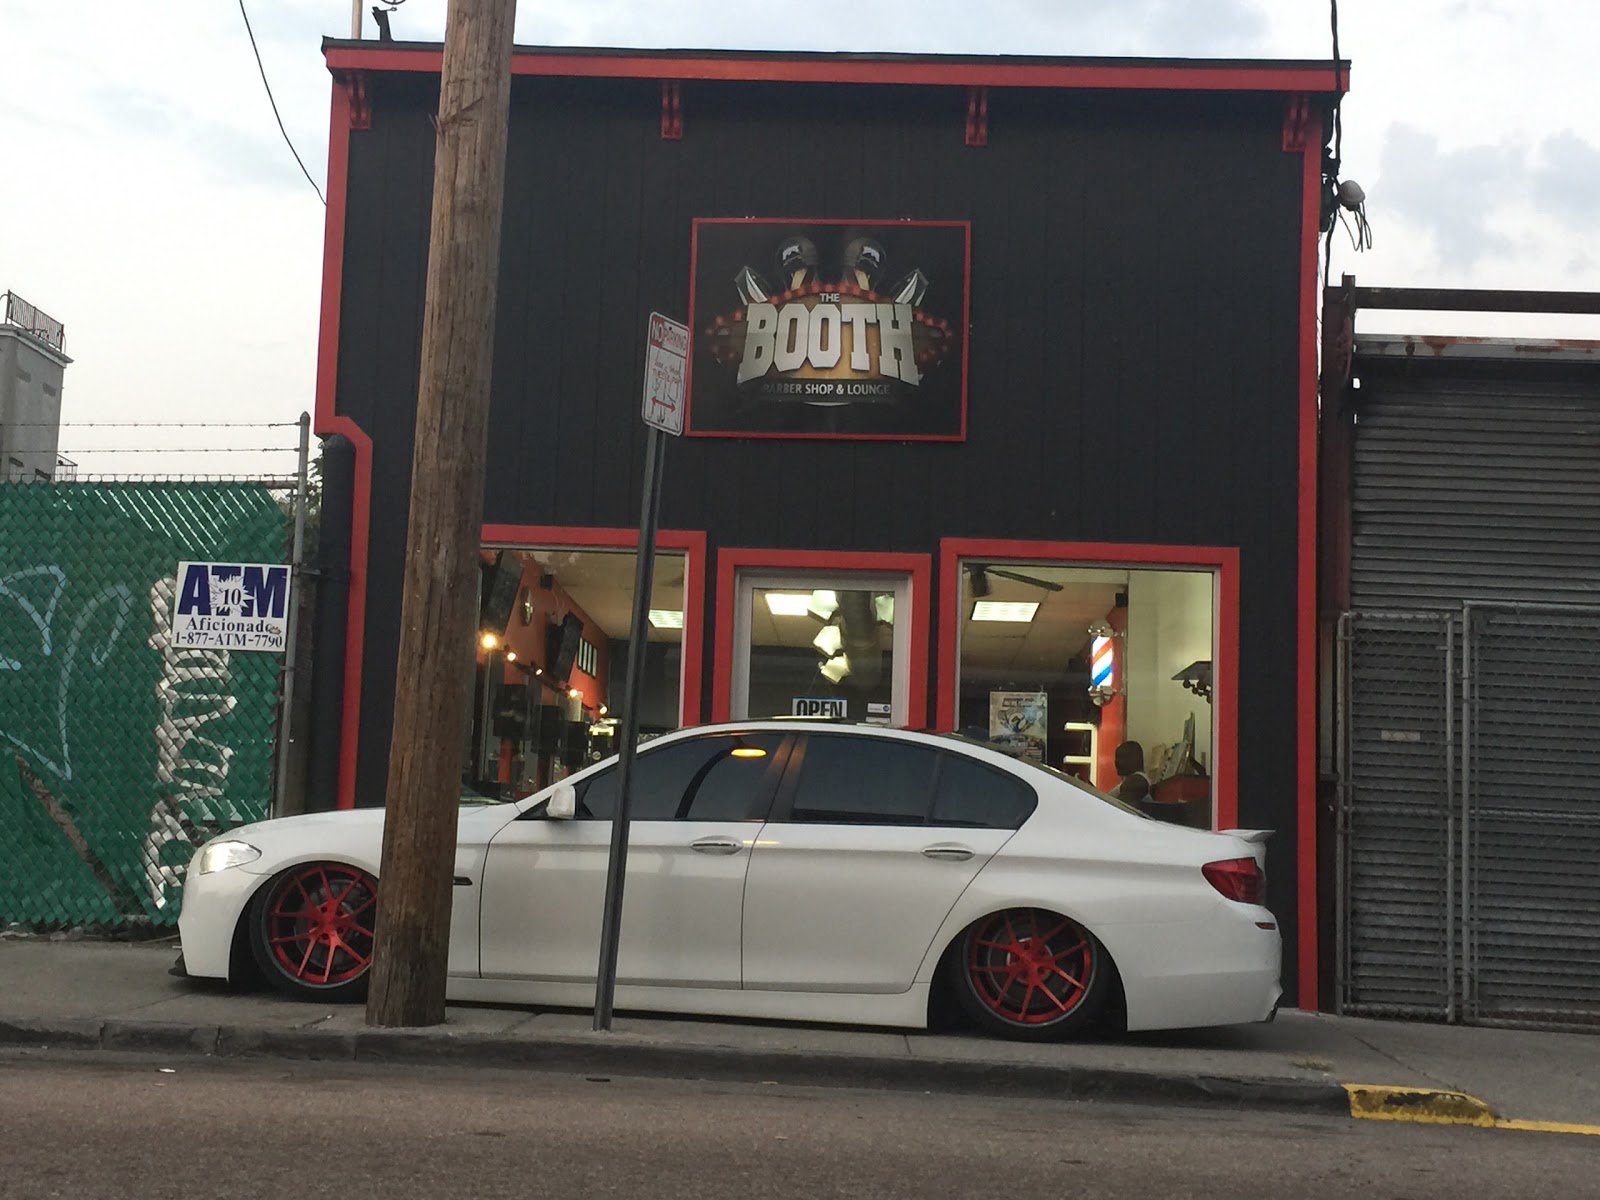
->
[711, 548, 932, 729]
[935, 538, 1240, 831]
[312, 76, 371, 812]
[324, 44, 1350, 96]
[1296, 135, 1322, 1012]
[479, 525, 708, 726]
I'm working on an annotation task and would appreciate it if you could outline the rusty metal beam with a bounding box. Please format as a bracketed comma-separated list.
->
[1349, 286, 1600, 315]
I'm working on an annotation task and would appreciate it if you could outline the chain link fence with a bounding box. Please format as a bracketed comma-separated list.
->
[1338, 605, 1600, 1030]
[1, 479, 297, 932]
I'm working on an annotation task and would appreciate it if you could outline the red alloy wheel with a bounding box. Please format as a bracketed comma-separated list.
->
[260, 864, 377, 989]
[964, 908, 1097, 1027]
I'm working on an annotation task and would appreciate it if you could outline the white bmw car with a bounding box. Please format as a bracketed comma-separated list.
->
[178, 722, 1280, 1041]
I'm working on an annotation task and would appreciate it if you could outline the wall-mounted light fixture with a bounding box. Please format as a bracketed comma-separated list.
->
[818, 654, 851, 683]
[812, 624, 843, 657]
[1173, 660, 1213, 704]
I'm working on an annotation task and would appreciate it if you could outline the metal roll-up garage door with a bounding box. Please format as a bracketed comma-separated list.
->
[1340, 343, 1600, 1027]
[1350, 376, 1600, 611]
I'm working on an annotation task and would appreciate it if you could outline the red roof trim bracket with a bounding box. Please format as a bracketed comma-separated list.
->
[345, 71, 371, 131]
[322, 43, 1351, 96]
[660, 80, 683, 140]
[1281, 93, 1312, 153]
[965, 86, 988, 146]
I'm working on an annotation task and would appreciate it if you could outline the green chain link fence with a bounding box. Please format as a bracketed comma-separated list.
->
[1, 480, 294, 931]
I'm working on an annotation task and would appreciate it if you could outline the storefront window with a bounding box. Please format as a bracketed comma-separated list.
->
[731, 572, 910, 725]
[463, 545, 688, 799]
[954, 560, 1215, 828]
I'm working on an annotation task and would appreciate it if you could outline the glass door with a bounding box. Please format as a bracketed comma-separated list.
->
[731, 570, 912, 726]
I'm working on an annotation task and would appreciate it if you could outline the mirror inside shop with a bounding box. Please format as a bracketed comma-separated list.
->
[955, 562, 1215, 828]
[462, 546, 686, 801]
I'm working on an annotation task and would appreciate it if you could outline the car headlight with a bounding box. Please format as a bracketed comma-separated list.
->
[194, 840, 261, 875]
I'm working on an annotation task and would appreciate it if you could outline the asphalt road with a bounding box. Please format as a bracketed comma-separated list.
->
[2, 1050, 1594, 1199]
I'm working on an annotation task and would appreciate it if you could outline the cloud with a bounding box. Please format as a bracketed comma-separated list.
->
[1377, 124, 1522, 267]
[1531, 131, 1600, 227]
[1374, 123, 1600, 269]
[495, 0, 1270, 57]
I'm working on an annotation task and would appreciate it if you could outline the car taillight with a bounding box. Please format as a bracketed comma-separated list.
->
[1202, 857, 1264, 904]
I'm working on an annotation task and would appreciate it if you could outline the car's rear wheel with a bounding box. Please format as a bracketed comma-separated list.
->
[248, 862, 377, 1003]
[954, 908, 1108, 1041]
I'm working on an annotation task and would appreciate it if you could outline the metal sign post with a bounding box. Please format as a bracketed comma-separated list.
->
[594, 313, 688, 1031]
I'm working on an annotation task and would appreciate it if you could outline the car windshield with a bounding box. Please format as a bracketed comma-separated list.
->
[937, 733, 1150, 818]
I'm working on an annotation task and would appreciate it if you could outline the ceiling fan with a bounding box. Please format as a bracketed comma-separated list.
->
[968, 564, 1064, 597]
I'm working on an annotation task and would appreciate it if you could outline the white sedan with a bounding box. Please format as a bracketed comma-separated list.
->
[178, 722, 1280, 1041]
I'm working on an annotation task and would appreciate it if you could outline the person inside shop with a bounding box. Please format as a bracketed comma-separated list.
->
[1113, 741, 1154, 806]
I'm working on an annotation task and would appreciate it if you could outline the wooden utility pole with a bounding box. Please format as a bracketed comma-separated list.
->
[365, 0, 517, 1029]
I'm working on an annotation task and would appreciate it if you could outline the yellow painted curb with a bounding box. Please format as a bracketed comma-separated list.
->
[1491, 1118, 1600, 1138]
[1345, 1084, 1496, 1127]
[1345, 1086, 1600, 1136]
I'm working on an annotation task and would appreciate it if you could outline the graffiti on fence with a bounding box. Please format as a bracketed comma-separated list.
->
[0, 481, 289, 929]
[1, 564, 140, 782]
[143, 576, 245, 909]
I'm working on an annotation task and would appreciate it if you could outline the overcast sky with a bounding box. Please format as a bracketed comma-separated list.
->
[2, 1, 1596, 476]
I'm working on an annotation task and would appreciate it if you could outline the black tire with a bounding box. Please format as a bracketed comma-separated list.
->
[247, 862, 378, 1003]
[952, 908, 1109, 1041]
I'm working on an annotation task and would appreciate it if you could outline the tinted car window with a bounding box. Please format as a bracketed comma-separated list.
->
[786, 735, 937, 825]
[576, 733, 783, 821]
[931, 752, 1037, 830]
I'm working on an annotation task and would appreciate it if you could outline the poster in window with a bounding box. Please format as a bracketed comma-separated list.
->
[688, 218, 969, 440]
[989, 691, 1048, 763]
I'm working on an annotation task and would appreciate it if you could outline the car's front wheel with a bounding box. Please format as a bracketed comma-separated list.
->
[954, 908, 1108, 1041]
[248, 862, 378, 1003]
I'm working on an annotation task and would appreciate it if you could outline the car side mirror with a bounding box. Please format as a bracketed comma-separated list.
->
[546, 782, 577, 821]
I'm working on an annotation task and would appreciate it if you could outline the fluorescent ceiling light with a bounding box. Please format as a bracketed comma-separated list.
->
[812, 624, 843, 656]
[972, 601, 1039, 623]
[818, 653, 851, 683]
[765, 592, 813, 617]
[806, 590, 840, 621]
[647, 609, 684, 629]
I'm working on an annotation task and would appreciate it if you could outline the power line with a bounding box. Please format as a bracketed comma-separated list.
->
[238, 0, 327, 205]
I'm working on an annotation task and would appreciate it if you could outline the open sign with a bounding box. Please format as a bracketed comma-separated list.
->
[792, 696, 847, 719]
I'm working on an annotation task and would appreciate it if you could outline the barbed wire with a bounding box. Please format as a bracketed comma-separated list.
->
[24, 473, 304, 484]
[55, 447, 301, 455]
[7, 421, 303, 428]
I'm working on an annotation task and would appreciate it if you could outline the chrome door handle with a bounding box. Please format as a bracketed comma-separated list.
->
[690, 837, 742, 855]
[922, 844, 975, 862]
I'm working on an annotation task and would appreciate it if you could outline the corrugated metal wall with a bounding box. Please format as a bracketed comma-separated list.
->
[1350, 375, 1600, 609]
[1339, 348, 1600, 1028]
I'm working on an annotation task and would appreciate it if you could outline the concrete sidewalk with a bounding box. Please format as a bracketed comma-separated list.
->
[4, 937, 1599, 1129]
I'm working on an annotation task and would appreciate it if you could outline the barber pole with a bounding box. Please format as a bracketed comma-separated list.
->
[1089, 631, 1115, 706]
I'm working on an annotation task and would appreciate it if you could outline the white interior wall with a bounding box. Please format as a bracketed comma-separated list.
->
[1123, 570, 1213, 774]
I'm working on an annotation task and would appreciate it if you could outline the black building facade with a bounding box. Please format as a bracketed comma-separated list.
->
[311, 43, 1346, 1008]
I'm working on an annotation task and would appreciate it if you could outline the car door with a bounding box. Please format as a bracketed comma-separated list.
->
[477, 731, 790, 988]
[740, 733, 1034, 994]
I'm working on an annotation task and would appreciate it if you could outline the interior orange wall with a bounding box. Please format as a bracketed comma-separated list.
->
[482, 556, 609, 714]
